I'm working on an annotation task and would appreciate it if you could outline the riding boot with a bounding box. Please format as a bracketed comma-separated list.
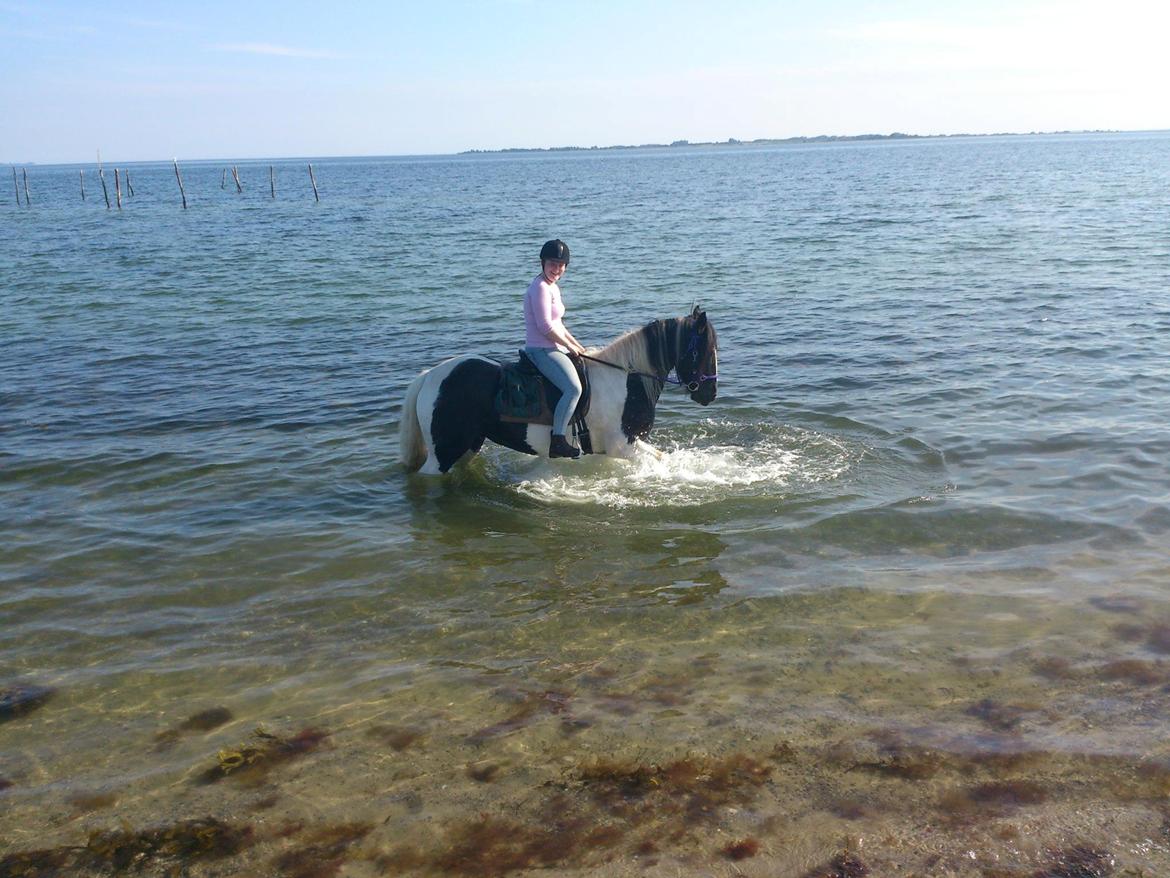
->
[549, 434, 581, 460]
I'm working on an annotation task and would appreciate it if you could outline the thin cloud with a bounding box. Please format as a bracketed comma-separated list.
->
[213, 42, 341, 59]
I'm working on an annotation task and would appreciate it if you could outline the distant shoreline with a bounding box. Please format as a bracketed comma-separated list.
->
[460, 129, 1120, 155]
[5, 129, 1143, 166]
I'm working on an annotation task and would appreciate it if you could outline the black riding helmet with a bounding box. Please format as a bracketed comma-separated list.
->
[540, 239, 570, 265]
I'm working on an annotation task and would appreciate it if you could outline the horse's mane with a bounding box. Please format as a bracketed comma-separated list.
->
[592, 318, 684, 376]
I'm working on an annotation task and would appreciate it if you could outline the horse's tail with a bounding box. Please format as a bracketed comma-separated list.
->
[398, 369, 429, 472]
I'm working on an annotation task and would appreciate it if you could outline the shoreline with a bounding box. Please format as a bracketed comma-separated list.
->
[458, 128, 1122, 155]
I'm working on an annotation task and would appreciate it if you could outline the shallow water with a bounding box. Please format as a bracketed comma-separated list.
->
[3, 133, 1170, 875]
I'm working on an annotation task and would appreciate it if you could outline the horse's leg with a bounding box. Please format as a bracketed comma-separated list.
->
[634, 438, 665, 460]
[600, 428, 637, 460]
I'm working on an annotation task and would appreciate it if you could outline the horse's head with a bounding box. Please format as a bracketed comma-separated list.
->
[677, 306, 718, 405]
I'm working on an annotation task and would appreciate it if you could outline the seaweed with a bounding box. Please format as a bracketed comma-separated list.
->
[965, 698, 1028, 732]
[576, 753, 771, 825]
[939, 779, 1049, 823]
[66, 791, 118, 813]
[373, 845, 427, 873]
[770, 740, 799, 763]
[433, 806, 623, 877]
[0, 846, 78, 878]
[966, 780, 1048, 806]
[800, 851, 869, 877]
[271, 822, 373, 878]
[467, 690, 572, 743]
[1032, 845, 1115, 877]
[367, 724, 424, 751]
[1099, 659, 1166, 686]
[0, 684, 55, 723]
[0, 777, 12, 792]
[560, 717, 592, 735]
[0, 817, 257, 876]
[1033, 657, 1078, 680]
[84, 816, 253, 871]
[153, 706, 234, 751]
[467, 762, 501, 783]
[197, 726, 330, 784]
[1088, 596, 1144, 614]
[1147, 624, 1170, 654]
[180, 706, 233, 731]
[721, 837, 760, 860]
[434, 817, 541, 875]
[828, 799, 873, 820]
[846, 735, 947, 780]
[1111, 623, 1147, 643]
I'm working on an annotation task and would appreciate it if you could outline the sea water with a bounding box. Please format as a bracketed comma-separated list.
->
[2, 133, 1170, 875]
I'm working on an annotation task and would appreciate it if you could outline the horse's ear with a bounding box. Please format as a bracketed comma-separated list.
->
[691, 304, 702, 318]
[695, 310, 708, 330]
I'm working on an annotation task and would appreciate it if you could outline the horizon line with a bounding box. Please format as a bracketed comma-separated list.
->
[6, 127, 1167, 167]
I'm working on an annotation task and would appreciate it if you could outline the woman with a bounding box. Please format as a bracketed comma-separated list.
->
[524, 239, 586, 459]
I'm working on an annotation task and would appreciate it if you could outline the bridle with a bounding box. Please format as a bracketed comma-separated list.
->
[578, 327, 718, 393]
[674, 330, 719, 393]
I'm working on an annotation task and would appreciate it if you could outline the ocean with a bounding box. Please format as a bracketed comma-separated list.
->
[3, 132, 1170, 876]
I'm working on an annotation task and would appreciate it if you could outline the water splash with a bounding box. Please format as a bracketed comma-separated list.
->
[485, 420, 860, 508]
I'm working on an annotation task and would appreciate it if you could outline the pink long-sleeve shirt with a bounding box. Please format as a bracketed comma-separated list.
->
[524, 274, 568, 351]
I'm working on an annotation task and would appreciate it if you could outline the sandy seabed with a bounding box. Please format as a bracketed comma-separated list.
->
[5, 590, 1170, 878]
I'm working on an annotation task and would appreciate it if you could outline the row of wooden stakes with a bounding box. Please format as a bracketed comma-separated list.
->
[10, 162, 321, 209]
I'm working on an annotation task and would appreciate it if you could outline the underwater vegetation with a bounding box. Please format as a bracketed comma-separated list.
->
[800, 852, 869, 877]
[429, 802, 627, 876]
[197, 726, 330, 784]
[272, 822, 373, 878]
[720, 837, 760, 860]
[366, 723, 425, 751]
[0, 817, 252, 877]
[976, 844, 1117, 878]
[965, 698, 1037, 732]
[575, 752, 771, 823]
[65, 791, 119, 814]
[0, 684, 55, 724]
[153, 706, 234, 751]
[467, 689, 572, 743]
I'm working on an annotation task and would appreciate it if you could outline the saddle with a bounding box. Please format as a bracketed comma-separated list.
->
[495, 351, 593, 451]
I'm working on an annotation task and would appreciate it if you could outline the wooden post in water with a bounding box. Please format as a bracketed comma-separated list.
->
[269, 165, 275, 199]
[125, 170, 134, 197]
[12, 167, 19, 206]
[22, 168, 30, 206]
[173, 159, 188, 209]
[221, 169, 226, 189]
[231, 166, 243, 193]
[308, 163, 319, 202]
[80, 169, 86, 201]
[99, 168, 111, 209]
[114, 169, 123, 209]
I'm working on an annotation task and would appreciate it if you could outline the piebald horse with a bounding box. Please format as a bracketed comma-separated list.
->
[399, 307, 718, 474]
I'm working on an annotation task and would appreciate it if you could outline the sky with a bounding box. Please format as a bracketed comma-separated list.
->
[2, 0, 1167, 163]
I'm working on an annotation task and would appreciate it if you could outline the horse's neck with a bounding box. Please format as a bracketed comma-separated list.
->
[597, 317, 686, 378]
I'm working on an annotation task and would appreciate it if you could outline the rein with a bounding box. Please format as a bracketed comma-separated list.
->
[577, 346, 718, 393]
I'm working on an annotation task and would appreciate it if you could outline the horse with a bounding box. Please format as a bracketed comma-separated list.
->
[399, 307, 718, 474]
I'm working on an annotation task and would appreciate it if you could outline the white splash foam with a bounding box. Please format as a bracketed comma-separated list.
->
[486, 423, 856, 508]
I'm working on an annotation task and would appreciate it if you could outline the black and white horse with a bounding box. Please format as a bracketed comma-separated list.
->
[399, 307, 718, 474]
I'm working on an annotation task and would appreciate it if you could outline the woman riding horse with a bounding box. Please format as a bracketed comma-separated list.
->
[399, 302, 719, 475]
[524, 239, 585, 459]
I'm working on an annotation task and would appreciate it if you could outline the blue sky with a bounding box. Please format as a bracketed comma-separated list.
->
[2, 0, 1166, 163]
